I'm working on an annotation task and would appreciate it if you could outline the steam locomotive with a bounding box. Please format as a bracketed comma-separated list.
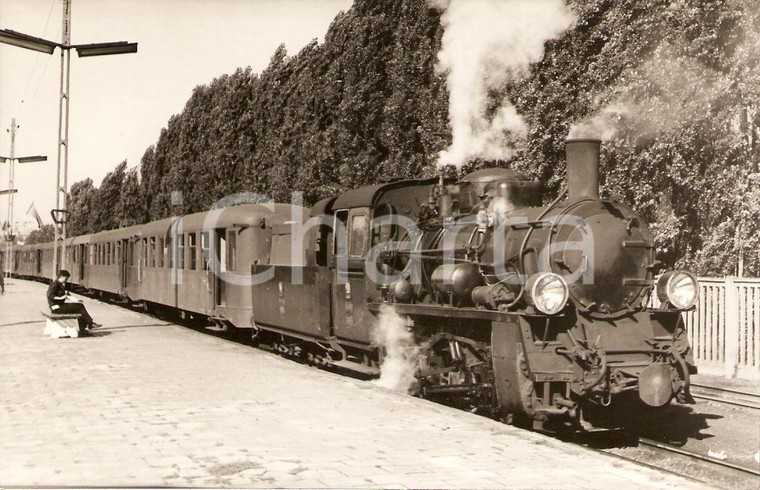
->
[6, 138, 698, 431]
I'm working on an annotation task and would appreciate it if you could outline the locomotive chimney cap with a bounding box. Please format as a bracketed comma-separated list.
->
[564, 137, 602, 144]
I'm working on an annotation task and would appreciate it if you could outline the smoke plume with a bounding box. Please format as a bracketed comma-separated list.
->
[431, 0, 576, 168]
[568, 43, 734, 141]
[567, 103, 629, 140]
[371, 305, 420, 392]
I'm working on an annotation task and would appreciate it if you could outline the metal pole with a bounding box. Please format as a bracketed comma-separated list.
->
[53, 0, 71, 275]
[8, 119, 15, 279]
[61, 45, 71, 271]
[5, 119, 15, 278]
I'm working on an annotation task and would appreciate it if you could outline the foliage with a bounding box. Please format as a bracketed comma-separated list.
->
[25, 224, 55, 245]
[66, 178, 96, 237]
[65, 0, 758, 276]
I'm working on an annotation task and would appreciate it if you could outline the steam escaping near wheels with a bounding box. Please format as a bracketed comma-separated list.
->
[371, 305, 420, 393]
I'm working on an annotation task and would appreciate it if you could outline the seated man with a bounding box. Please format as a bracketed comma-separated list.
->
[46, 270, 101, 332]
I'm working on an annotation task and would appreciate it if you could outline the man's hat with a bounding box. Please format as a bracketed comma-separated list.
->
[58, 269, 71, 278]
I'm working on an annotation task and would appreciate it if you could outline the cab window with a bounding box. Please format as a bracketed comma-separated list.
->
[348, 213, 368, 258]
[333, 210, 348, 256]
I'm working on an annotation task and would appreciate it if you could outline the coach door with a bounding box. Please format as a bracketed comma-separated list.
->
[214, 229, 227, 307]
[331, 208, 372, 344]
[119, 239, 129, 290]
[78, 244, 86, 280]
[200, 231, 213, 312]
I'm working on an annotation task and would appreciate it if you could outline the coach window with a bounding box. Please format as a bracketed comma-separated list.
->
[348, 213, 369, 258]
[142, 238, 148, 268]
[226, 230, 236, 272]
[188, 233, 197, 270]
[149, 237, 156, 267]
[108, 242, 113, 265]
[89, 244, 94, 265]
[333, 209, 349, 256]
[177, 234, 185, 269]
[201, 232, 210, 270]
[157, 237, 164, 267]
[166, 236, 173, 268]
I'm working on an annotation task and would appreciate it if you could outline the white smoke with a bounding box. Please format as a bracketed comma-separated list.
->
[568, 43, 733, 140]
[432, 0, 576, 168]
[568, 103, 629, 140]
[371, 305, 420, 392]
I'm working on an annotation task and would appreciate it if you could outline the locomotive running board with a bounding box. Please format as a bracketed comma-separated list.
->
[369, 302, 512, 321]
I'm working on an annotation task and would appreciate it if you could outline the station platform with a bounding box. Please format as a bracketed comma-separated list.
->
[0, 278, 705, 488]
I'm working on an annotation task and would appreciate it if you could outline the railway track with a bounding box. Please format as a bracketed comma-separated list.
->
[691, 383, 760, 410]
[636, 436, 760, 478]
[573, 432, 760, 489]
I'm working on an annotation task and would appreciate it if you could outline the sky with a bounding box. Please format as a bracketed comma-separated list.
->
[0, 0, 353, 231]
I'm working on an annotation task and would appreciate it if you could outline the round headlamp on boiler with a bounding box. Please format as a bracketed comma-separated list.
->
[525, 272, 569, 315]
[656, 270, 699, 310]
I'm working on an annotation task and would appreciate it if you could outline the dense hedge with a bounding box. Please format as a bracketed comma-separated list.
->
[67, 0, 760, 276]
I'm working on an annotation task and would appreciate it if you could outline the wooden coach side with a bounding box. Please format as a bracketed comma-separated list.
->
[66, 235, 92, 287]
[250, 202, 332, 340]
[175, 203, 309, 328]
[131, 218, 175, 307]
[87, 226, 142, 296]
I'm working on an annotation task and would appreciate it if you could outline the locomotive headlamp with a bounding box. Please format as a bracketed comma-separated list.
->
[526, 272, 569, 315]
[657, 270, 698, 310]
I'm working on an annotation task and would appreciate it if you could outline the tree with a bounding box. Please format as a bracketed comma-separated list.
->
[25, 224, 55, 244]
[80, 0, 759, 276]
[67, 178, 97, 237]
[90, 161, 127, 233]
[115, 167, 146, 227]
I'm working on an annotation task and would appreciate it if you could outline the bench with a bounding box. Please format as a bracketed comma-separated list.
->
[41, 312, 83, 338]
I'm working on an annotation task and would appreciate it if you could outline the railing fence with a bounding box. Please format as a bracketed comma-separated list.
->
[652, 276, 760, 380]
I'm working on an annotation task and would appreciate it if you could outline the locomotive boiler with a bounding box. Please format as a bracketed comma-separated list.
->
[374, 139, 698, 430]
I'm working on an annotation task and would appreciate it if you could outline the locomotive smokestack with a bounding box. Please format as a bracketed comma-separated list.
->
[565, 138, 601, 200]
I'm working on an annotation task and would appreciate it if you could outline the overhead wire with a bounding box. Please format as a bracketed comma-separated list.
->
[13, 0, 57, 120]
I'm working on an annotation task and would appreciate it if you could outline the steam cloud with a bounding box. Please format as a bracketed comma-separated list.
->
[371, 305, 420, 392]
[431, 0, 576, 168]
[568, 42, 739, 140]
[568, 103, 629, 140]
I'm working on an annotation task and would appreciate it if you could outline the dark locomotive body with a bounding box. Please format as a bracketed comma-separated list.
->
[6, 139, 697, 431]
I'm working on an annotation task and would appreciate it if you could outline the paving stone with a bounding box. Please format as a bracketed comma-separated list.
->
[0, 279, 707, 489]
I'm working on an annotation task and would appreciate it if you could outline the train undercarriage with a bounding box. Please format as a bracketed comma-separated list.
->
[205, 303, 698, 433]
